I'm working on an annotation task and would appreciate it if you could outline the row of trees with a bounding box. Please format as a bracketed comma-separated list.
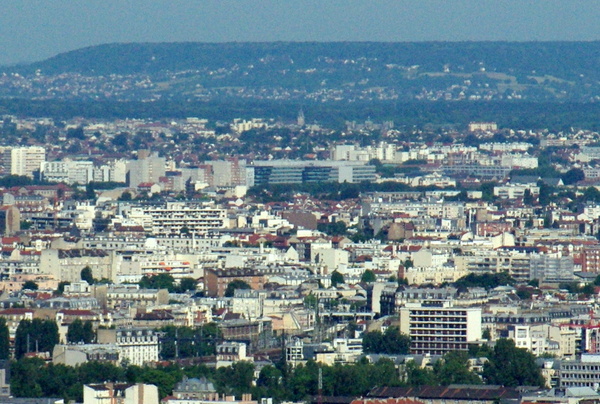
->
[9, 336, 544, 402]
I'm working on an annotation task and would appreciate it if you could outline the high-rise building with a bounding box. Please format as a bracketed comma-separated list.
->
[127, 152, 166, 187]
[398, 302, 482, 355]
[8, 146, 45, 178]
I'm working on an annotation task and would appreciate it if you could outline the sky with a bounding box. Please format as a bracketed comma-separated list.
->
[1, 1, 600, 66]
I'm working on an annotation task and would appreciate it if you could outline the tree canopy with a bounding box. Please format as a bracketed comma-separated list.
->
[360, 269, 377, 283]
[224, 279, 252, 297]
[330, 271, 345, 287]
[482, 338, 545, 387]
[67, 319, 95, 344]
[362, 326, 411, 354]
[14, 319, 59, 358]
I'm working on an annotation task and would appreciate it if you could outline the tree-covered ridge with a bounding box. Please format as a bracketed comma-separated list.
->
[6, 41, 600, 102]
[13, 41, 600, 79]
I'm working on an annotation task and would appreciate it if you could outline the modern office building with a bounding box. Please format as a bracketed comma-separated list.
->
[247, 160, 376, 186]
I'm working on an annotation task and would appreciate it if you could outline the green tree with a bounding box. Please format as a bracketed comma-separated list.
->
[85, 182, 96, 200]
[224, 279, 252, 297]
[303, 294, 318, 309]
[256, 365, 286, 401]
[584, 186, 600, 202]
[523, 188, 534, 205]
[22, 280, 38, 290]
[483, 338, 545, 387]
[216, 361, 255, 397]
[139, 273, 176, 292]
[54, 281, 70, 296]
[480, 181, 497, 202]
[360, 269, 377, 283]
[158, 325, 220, 359]
[454, 272, 516, 290]
[177, 277, 197, 292]
[67, 319, 95, 344]
[561, 168, 585, 185]
[406, 360, 438, 386]
[15, 319, 59, 358]
[330, 271, 345, 287]
[80, 266, 95, 284]
[434, 351, 482, 385]
[362, 327, 410, 354]
[118, 191, 133, 201]
[0, 318, 9, 359]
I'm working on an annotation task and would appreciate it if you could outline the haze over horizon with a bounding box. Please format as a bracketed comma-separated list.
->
[1, 1, 600, 66]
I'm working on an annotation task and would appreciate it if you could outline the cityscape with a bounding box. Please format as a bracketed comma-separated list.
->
[3, 2, 600, 404]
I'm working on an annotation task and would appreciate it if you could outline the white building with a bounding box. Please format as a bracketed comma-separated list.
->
[41, 160, 95, 184]
[8, 146, 45, 178]
[125, 202, 227, 236]
[127, 152, 166, 187]
[113, 328, 159, 366]
[398, 302, 482, 355]
[84, 383, 159, 404]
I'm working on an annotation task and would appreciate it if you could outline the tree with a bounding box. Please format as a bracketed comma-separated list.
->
[561, 168, 585, 185]
[523, 188, 534, 205]
[67, 319, 95, 344]
[434, 351, 482, 385]
[118, 191, 133, 201]
[224, 279, 252, 297]
[584, 186, 600, 202]
[454, 272, 516, 290]
[15, 319, 59, 358]
[257, 365, 286, 401]
[483, 338, 545, 387]
[22, 280, 38, 290]
[360, 269, 376, 283]
[85, 182, 96, 200]
[362, 327, 410, 354]
[80, 266, 94, 284]
[139, 273, 176, 292]
[54, 281, 70, 296]
[330, 271, 345, 287]
[303, 294, 318, 309]
[177, 277, 197, 292]
[0, 318, 9, 359]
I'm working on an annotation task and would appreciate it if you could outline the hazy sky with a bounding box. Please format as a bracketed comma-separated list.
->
[1, 1, 600, 66]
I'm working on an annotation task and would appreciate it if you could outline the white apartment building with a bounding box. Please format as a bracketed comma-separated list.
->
[127, 153, 166, 187]
[8, 146, 45, 178]
[494, 184, 540, 199]
[41, 160, 95, 184]
[398, 302, 482, 355]
[115, 328, 159, 366]
[126, 202, 227, 235]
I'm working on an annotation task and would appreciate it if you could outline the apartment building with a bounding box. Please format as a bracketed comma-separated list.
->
[6, 146, 45, 178]
[127, 202, 227, 236]
[398, 302, 482, 355]
[97, 327, 159, 366]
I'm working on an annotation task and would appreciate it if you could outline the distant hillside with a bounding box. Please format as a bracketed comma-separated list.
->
[14, 41, 600, 78]
[4, 41, 600, 103]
